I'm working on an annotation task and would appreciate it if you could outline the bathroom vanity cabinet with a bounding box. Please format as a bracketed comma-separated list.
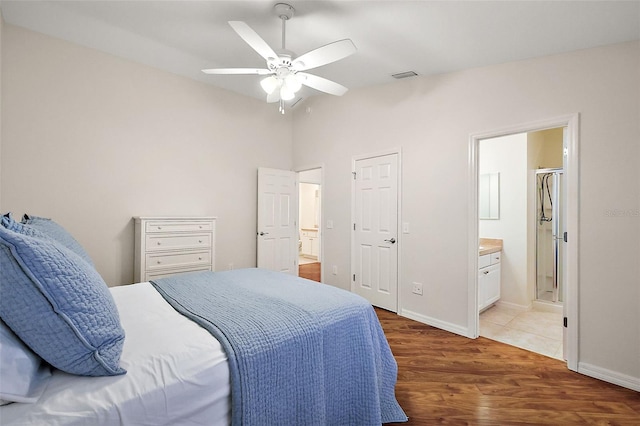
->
[300, 228, 319, 259]
[479, 251, 501, 311]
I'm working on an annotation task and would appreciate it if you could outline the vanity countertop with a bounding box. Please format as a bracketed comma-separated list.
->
[479, 238, 503, 256]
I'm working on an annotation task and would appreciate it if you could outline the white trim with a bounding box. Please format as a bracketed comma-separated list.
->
[467, 136, 480, 338]
[531, 300, 563, 314]
[495, 300, 531, 313]
[468, 113, 580, 371]
[400, 309, 469, 338]
[295, 164, 325, 283]
[351, 147, 402, 313]
[578, 363, 640, 392]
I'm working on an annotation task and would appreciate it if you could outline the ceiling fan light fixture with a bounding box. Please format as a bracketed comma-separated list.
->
[260, 76, 280, 94]
[280, 85, 296, 101]
[284, 74, 302, 93]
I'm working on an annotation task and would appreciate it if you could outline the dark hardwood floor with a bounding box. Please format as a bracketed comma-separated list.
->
[298, 261, 320, 282]
[374, 308, 640, 425]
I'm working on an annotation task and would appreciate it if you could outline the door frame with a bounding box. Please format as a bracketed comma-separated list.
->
[351, 147, 403, 312]
[467, 114, 579, 371]
[296, 164, 325, 282]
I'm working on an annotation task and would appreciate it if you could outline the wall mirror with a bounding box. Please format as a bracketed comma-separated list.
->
[479, 172, 500, 220]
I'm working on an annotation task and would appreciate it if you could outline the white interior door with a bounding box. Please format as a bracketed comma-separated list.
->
[352, 153, 399, 312]
[257, 167, 298, 275]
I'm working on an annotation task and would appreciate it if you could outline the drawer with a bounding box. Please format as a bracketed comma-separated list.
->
[145, 220, 213, 233]
[146, 250, 211, 270]
[479, 254, 491, 269]
[490, 252, 501, 264]
[145, 266, 211, 281]
[145, 233, 211, 252]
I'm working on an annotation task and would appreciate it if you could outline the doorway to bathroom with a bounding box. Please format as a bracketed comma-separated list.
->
[478, 129, 564, 360]
[297, 167, 322, 283]
[469, 114, 579, 371]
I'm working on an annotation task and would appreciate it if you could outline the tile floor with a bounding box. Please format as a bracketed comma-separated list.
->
[298, 256, 317, 265]
[480, 304, 564, 360]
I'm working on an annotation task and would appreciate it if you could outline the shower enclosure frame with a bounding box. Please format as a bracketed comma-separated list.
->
[535, 168, 564, 305]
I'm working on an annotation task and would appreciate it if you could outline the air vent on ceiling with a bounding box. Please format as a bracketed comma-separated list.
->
[391, 71, 418, 79]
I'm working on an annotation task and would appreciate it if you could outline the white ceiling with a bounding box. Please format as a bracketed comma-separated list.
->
[2, 1, 639, 106]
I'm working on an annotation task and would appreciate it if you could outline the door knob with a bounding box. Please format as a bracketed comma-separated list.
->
[384, 237, 396, 244]
[258, 232, 269, 236]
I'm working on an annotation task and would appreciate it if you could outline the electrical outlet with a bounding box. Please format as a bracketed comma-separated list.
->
[412, 282, 423, 295]
[332, 265, 338, 275]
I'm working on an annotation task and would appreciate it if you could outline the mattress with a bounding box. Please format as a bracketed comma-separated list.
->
[0, 282, 231, 425]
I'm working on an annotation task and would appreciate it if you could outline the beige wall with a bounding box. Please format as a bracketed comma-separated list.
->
[1, 25, 293, 286]
[529, 127, 563, 169]
[479, 133, 529, 309]
[299, 183, 319, 230]
[292, 41, 640, 384]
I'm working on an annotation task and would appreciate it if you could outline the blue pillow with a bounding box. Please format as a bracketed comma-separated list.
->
[17, 214, 95, 266]
[0, 226, 126, 376]
[0, 320, 52, 405]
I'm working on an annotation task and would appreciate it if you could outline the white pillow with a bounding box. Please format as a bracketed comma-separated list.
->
[0, 320, 52, 404]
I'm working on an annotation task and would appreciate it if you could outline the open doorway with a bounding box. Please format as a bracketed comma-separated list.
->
[297, 168, 322, 282]
[468, 114, 579, 372]
[477, 129, 564, 360]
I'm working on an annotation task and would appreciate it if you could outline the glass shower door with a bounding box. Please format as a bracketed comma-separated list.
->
[536, 169, 563, 304]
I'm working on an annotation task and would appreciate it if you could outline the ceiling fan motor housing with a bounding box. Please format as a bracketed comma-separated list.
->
[274, 3, 294, 20]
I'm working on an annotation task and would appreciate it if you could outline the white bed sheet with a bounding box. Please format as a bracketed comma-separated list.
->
[0, 282, 231, 426]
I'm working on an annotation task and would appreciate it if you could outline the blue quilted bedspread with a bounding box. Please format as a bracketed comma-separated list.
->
[151, 268, 407, 426]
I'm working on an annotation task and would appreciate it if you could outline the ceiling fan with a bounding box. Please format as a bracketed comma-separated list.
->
[202, 3, 357, 113]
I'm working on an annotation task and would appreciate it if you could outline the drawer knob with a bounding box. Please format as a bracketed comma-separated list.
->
[199, 240, 203, 243]
[157, 261, 161, 264]
[198, 257, 203, 260]
[157, 226, 162, 230]
[157, 242, 161, 245]
[483, 271, 489, 275]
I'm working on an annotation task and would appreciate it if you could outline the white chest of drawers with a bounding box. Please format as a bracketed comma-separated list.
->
[134, 216, 216, 282]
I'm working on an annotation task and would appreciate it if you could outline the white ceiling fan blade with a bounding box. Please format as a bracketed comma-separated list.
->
[201, 68, 271, 75]
[292, 39, 357, 71]
[296, 72, 349, 96]
[229, 21, 278, 62]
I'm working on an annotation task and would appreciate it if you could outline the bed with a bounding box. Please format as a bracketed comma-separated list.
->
[0, 214, 407, 425]
[1, 281, 231, 425]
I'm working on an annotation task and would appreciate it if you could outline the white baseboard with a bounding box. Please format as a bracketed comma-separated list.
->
[495, 300, 530, 312]
[399, 309, 471, 338]
[532, 300, 563, 314]
[578, 362, 640, 392]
